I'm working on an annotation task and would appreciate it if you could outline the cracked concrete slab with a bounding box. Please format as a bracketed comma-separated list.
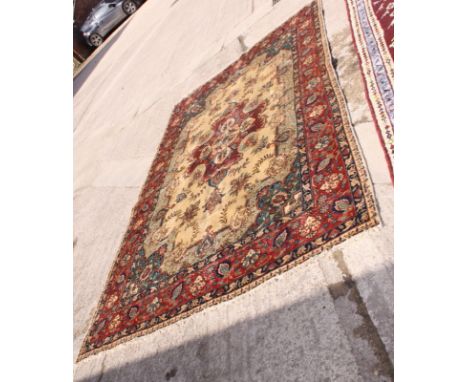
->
[319, 250, 393, 381]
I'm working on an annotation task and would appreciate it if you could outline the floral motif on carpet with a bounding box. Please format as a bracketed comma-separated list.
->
[345, 0, 394, 180]
[78, 1, 378, 361]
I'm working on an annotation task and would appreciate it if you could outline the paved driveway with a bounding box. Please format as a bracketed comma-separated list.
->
[74, 0, 393, 381]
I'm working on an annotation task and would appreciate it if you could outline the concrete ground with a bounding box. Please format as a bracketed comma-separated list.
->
[73, 0, 393, 381]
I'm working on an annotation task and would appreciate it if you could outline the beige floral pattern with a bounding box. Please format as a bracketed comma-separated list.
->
[300, 216, 321, 238]
[108, 315, 121, 331]
[242, 249, 260, 267]
[320, 173, 343, 192]
[189, 275, 206, 295]
[142, 50, 298, 275]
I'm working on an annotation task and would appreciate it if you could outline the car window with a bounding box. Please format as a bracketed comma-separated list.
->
[93, 3, 113, 18]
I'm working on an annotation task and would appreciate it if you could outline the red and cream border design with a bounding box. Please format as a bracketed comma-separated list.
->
[345, 0, 394, 181]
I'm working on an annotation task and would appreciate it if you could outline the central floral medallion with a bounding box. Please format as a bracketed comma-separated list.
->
[141, 48, 300, 276]
[188, 100, 267, 184]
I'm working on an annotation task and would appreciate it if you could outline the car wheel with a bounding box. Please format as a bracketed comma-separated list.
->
[122, 0, 137, 15]
[89, 33, 103, 47]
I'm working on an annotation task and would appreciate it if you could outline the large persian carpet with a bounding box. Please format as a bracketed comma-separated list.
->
[78, 2, 378, 361]
[345, 0, 394, 180]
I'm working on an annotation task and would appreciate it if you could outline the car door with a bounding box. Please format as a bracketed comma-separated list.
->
[96, 1, 125, 36]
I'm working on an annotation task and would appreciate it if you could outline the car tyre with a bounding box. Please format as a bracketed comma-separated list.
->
[122, 0, 138, 15]
[89, 33, 103, 47]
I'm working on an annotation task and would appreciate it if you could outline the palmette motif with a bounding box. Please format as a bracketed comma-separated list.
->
[78, 2, 378, 361]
